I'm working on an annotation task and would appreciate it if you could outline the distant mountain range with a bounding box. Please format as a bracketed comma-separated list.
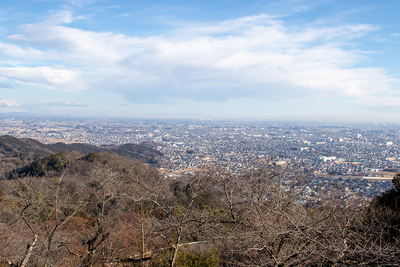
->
[0, 135, 163, 165]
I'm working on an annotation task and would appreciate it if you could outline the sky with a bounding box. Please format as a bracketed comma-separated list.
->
[0, 0, 400, 121]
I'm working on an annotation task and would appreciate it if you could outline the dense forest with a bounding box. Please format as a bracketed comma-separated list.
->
[0, 139, 400, 266]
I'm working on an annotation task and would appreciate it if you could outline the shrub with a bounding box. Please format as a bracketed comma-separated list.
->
[175, 249, 220, 267]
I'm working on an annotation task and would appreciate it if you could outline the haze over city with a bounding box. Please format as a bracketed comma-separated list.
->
[0, 0, 400, 121]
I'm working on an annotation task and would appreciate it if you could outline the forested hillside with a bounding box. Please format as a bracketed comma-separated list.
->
[0, 135, 163, 176]
[0, 147, 399, 266]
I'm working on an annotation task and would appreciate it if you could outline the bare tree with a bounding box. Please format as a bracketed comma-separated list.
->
[0, 167, 89, 266]
[79, 164, 122, 266]
[126, 167, 220, 267]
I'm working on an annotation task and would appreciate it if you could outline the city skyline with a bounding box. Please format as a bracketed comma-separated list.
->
[0, 0, 400, 121]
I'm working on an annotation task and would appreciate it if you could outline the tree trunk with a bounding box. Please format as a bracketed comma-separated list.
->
[20, 234, 37, 267]
[170, 244, 179, 267]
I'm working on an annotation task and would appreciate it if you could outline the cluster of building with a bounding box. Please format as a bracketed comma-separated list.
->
[1, 117, 398, 205]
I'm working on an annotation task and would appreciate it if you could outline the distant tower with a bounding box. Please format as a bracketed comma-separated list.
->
[356, 133, 362, 139]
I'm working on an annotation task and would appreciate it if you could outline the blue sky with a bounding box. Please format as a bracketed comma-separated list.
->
[0, 0, 400, 121]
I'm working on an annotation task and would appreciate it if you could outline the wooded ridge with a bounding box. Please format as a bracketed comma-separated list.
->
[0, 135, 163, 176]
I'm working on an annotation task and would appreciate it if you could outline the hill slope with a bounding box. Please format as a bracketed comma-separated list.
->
[0, 135, 163, 175]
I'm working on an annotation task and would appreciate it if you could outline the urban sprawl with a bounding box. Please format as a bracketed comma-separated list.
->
[1, 117, 398, 207]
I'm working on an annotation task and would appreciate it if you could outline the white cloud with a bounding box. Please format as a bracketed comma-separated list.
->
[0, 12, 398, 106]
[0, 41, 45, 59]
[44, 9, 75, 25]
[0, 66, 86, 91]
[0, 99, 19, 107]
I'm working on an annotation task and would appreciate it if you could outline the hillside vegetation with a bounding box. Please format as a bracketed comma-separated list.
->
[0, 142, 399, 266]
[0, 135, 163, 176]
